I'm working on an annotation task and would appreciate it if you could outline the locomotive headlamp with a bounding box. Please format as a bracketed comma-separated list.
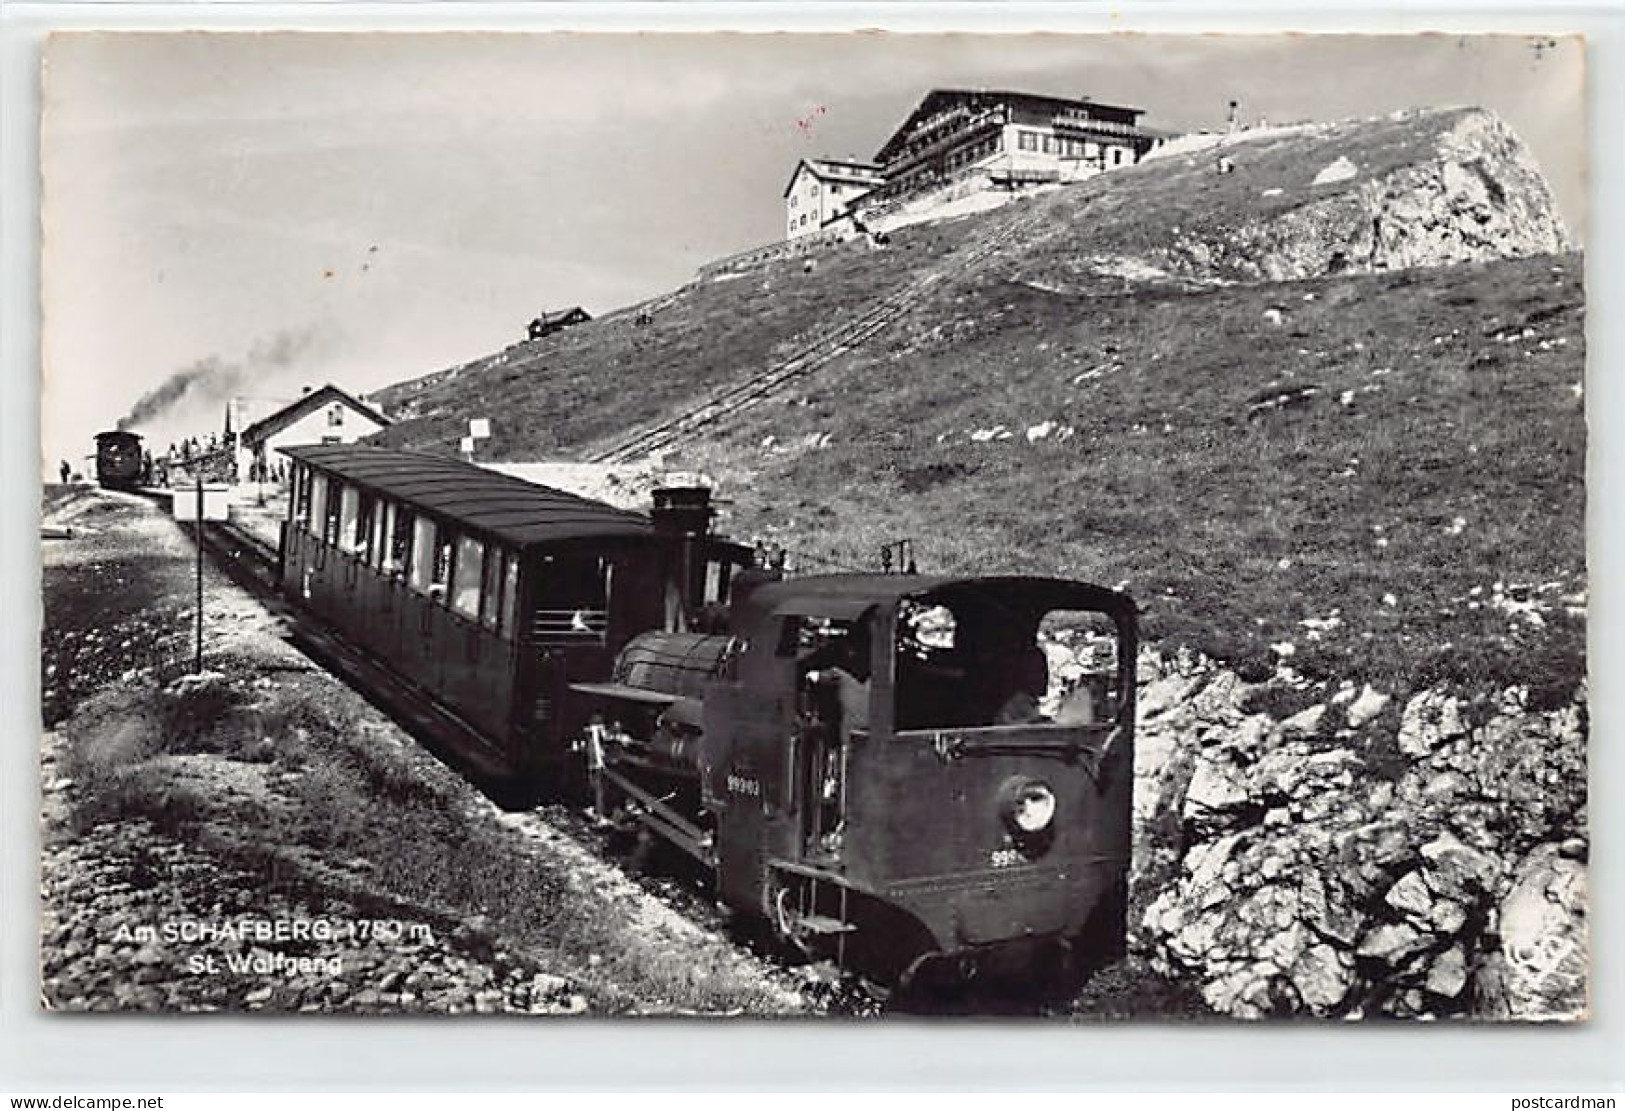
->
[999, 777, 1057, 836]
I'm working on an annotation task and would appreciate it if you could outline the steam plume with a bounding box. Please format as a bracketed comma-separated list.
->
[117, 328, 321, 432]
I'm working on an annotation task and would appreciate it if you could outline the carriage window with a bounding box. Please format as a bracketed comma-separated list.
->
[434, 533, 454, 598]
[481, 549, 505, 631]
[321, 481, 344, 546]
[451, 535, 485, 619]
[703, 558, 735, 606]
[355, 493, 376, 559]
[338, 485, 360, 551]
[410, 517, 438, 594]
[290, 466, 310, 523]
[501, 556, 520, 638]
[307, 474, 327, 535]
[369, 499, 389, 568]
[530, 554, 610, 644]
[387, 505, 413, 574]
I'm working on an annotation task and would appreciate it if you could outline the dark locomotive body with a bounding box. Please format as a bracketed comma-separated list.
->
[581, 575, 1136, 982]
[94, 430, 145, 491]
[274, 444, 1136, 984]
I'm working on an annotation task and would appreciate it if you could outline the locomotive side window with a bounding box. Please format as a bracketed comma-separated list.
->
[1036, 610, 1123, 725]
[892, 595, 1126, 732]
[451, 534, 485, 620]
[703, 558, 734, 606]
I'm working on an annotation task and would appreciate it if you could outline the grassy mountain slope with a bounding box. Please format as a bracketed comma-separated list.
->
[691, 253, 1584, 697]
[372, 107, 1584, 696]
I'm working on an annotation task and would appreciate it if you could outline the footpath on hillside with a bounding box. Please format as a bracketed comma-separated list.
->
[38, 486, 807, 1015]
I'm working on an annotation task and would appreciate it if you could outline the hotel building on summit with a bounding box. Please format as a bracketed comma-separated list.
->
[784, 88, 1168, 239]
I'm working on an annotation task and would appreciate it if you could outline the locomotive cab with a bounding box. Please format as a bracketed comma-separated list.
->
[695, 574, 1137, 983]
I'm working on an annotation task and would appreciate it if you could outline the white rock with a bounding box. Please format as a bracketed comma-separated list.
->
[1345, 684, 1391, 729]
[1312, 156, 1359, 186]
[1280, 704, 1326, 737]
[1398, 691, 1467, 757]
[1384, 870, 1434, 920]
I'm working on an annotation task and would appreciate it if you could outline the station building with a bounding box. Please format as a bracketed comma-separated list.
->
[236, 384, 391, 482]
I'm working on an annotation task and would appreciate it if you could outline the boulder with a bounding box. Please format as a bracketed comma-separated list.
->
[1356, 922, 1429, 964]
[1182, 750, 1254, 831]
[1398, 691, 1468, 757]
[1384, 870, 1434, 921]
[1345, 684, 1391, 729]
[1292, 943, 1356, 1013]
[1280, 703, 1328, 737]
[1424, 945, 1469, 998]
[1472, 844, 1587, 1021]
[1419, 830, 1503, 899]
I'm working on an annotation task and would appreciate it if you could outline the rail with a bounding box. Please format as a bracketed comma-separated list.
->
[532, 607, 609, 644]
[589, 204, 1046, 465]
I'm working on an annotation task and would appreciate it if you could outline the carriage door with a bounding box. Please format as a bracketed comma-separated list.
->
[524, 553, 612, 759]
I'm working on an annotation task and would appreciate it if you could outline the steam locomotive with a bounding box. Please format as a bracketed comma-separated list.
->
[94, 429, 145, 491]
[277, 443, 1136, 985]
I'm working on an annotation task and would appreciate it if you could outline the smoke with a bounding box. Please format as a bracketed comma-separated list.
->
[117, 328, 322, 433]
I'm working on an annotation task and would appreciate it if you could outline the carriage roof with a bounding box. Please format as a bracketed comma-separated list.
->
[281, 443, 653, 550]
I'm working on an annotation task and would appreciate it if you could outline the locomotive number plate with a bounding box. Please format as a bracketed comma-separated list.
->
[988, 848, 1025, 869]
[726, 773, 762, 798]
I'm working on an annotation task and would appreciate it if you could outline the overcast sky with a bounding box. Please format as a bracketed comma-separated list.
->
[39, 31, 1585, 467]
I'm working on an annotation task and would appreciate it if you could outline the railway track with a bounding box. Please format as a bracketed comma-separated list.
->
[589, 204, 1044, 464]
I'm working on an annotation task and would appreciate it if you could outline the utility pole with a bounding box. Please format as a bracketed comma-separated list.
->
[195, 472, 204, 673]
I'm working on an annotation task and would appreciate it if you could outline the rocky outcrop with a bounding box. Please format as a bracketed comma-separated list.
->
[1160, 109, 1572, 283]
[1132, 649, 1587, 1020]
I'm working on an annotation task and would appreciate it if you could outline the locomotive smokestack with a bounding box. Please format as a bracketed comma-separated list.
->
[651, 486, 714, 631]
[650, 486, 714, 537]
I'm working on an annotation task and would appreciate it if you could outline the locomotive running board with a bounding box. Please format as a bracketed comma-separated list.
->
[601, 767, 716, 869]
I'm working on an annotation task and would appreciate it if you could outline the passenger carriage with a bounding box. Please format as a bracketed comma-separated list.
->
[277, 444, 751, 790]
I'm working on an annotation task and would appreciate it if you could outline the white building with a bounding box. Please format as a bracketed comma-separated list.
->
[783, 158, 884, 240]
[237, 384, 390, 481]
[867, 89, 1168, 205]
